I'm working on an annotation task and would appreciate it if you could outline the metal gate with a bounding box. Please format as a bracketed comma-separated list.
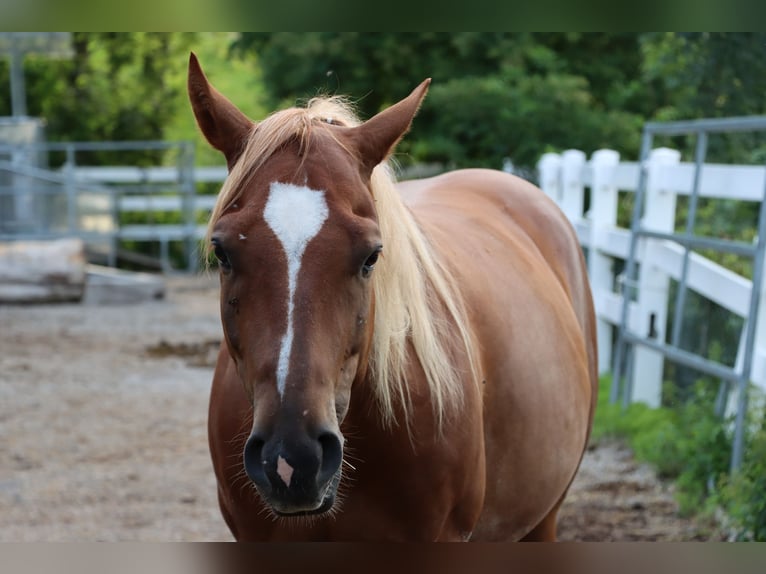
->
[0, 140, 201, 273]
[611, 116, 766, 471]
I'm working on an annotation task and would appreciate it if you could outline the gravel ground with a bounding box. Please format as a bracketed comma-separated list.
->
[0, 275, 720, 541]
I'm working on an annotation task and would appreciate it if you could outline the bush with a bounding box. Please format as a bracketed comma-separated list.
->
[718, 417, 766, 540]
[592, 375, 765, 538]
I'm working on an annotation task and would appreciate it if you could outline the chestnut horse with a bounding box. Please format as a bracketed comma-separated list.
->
[188, 53, 597, 541]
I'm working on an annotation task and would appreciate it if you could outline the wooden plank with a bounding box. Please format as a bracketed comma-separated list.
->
[0, 238, 85, 302]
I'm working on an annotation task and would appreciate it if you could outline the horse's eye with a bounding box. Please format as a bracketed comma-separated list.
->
[212, 241, 231, 271]
[361, 246, 382, 279]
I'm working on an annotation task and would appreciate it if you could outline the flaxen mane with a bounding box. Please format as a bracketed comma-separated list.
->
[207, 97, 480, 431]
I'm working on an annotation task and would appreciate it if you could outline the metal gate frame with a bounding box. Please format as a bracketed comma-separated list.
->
[0, 140, 199, 273]
[611, 116, 766, 472]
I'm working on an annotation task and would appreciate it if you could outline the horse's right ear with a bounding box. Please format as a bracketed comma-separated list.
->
[188, 52, 254, 170]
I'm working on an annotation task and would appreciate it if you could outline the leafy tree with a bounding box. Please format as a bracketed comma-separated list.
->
[641, 33, 766, 164]
[532, 33, 646, 110]
[2, 33, 196, 165]
[642, 33, 766, 121]
[233, 33, 527, 116]
[232, 33, 647, 170]
[409, 73, 642, 169]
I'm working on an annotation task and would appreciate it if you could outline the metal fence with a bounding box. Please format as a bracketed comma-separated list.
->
[610, 116, 766, 471]
[0, 140, 216, 272]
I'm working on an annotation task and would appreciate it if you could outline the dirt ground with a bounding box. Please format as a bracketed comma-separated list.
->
[0, 275, 722, 541]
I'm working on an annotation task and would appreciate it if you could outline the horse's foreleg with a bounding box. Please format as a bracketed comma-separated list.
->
[519, 498, 563, 542]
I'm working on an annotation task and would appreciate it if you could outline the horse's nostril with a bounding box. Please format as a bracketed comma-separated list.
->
[317, 431, 343, 485]
[243, 434, 266, 485]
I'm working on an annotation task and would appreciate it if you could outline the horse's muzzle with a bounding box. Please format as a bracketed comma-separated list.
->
[243, 428, 343, 515]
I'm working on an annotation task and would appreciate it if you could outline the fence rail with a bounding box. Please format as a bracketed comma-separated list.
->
[0, 141, 221, 272]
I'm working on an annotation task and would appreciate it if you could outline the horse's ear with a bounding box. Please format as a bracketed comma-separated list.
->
[350, 78, 431, 176]
[188, 52, 254, 170]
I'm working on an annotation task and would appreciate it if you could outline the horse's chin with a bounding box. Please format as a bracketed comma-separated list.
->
[272, 493, 336, 518]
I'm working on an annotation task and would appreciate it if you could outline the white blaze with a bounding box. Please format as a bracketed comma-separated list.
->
[263, 182, 329, 398]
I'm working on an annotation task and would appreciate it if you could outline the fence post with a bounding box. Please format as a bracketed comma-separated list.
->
[630, 147, 681, 407]
[588, 149, 620, 375]
[179, 141, 197, 273]
[537, 152, 562, 203]
[750, 243, 766, 400]
[64, 144, 77, 235]
[729, 246, 766, 420]
[560, 150, 586, 222]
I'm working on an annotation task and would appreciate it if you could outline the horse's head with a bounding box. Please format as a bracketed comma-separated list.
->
[188, 53, 429, 516]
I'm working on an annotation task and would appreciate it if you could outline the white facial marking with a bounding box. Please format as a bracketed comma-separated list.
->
[263, 182, 329, 398]
[277, 455, 294, 488]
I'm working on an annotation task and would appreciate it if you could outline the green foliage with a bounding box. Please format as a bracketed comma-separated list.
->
[227, 33, 766, 171]
[233, 33, 542, 118]
[162, 32, 268, 167]
[5, 33, 766, 170]
[641, 33, 766, 164]
[0, 33, 265, 168]
[642, 33, 766, 122]
[682, 197, 757, 279]
[24, 34, 194, 159]
[591, 376, 727, 488]
[594, 375, 766, 538]
[7, 33, 766, 172]
[234, 33, 646, 170]
[412, 73, 641, 169]
[719, 422, 766, 540]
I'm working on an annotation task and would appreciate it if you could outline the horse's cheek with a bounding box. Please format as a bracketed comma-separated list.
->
[220, 300, 242, 358]
[335, 354, 358, 422]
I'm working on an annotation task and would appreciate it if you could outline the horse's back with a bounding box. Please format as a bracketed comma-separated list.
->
[399, 167, 595, 373]
[399, 168, 598, 540]
[400, 168, 592, 320]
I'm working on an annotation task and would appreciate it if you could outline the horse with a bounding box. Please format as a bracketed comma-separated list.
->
[188, 52, 598, 541]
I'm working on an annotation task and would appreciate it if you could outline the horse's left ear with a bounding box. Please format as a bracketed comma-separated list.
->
[349, 78, 431, 176]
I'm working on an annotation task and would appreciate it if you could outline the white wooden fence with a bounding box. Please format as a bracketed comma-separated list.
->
[537, 148, 766, 409]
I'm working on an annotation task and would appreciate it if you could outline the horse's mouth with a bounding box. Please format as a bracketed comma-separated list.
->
[272, 493, 335, 517]
[267, 469, 342, 518]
